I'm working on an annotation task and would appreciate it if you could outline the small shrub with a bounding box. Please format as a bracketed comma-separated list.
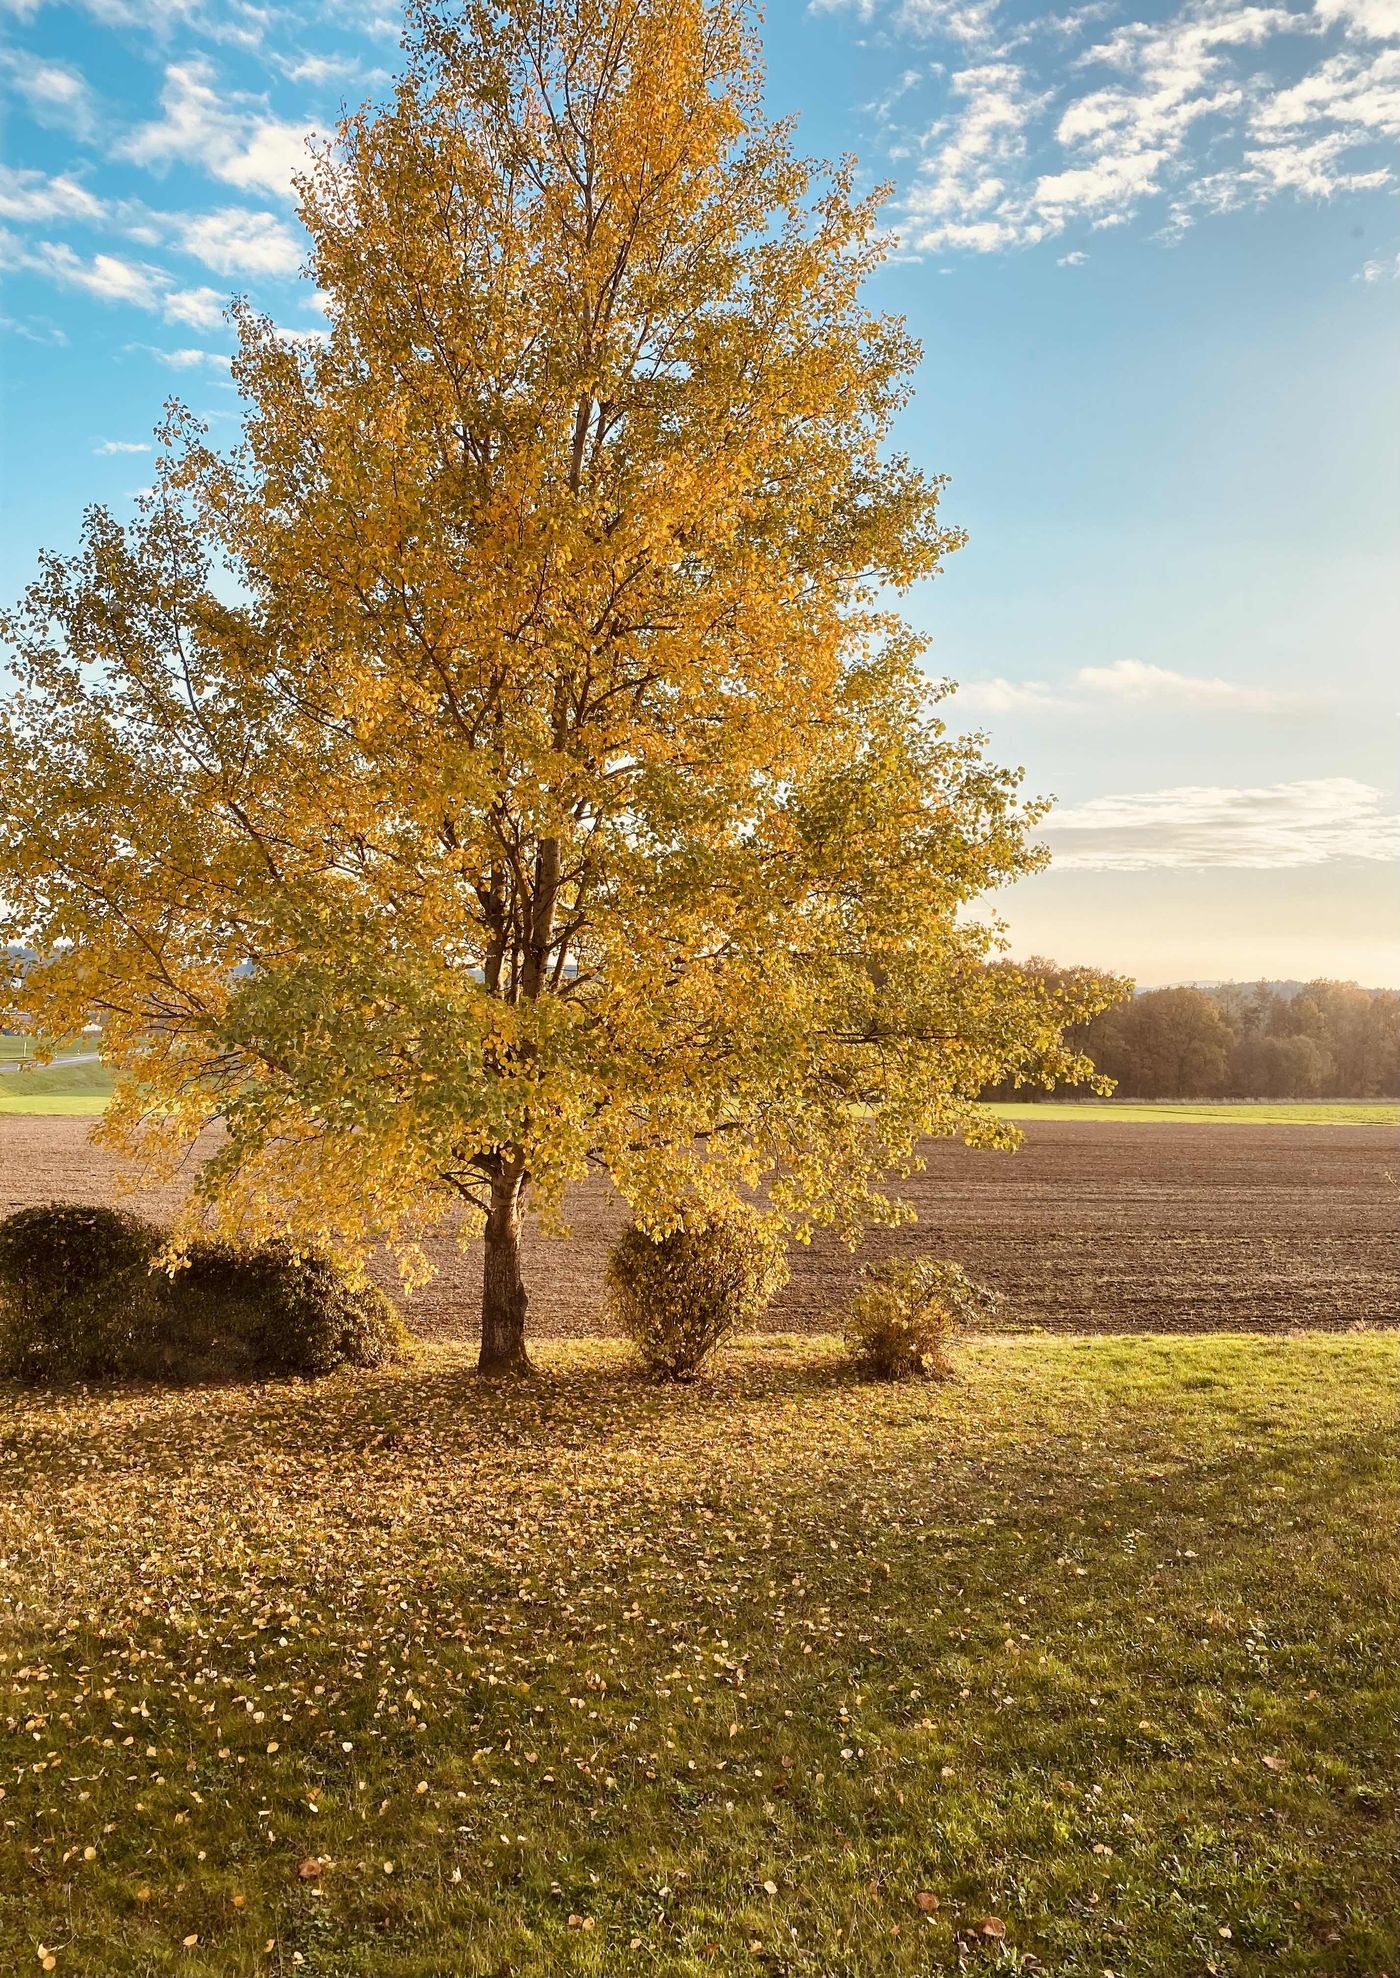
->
[0, 1203, 411, 1385]
[605, 1208, 788, 1379]
[0, 1202, 164, 1382]
[168, 1241, 412, 1378]
[844, 1255, 1000, 1381]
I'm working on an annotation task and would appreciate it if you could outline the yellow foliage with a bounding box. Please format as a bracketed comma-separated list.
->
[0, 0, 1122, 1366]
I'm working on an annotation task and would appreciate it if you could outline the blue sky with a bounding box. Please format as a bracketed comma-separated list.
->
[1, 0, 1396, 984]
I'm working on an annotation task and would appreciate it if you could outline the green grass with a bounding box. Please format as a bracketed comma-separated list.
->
[4, 1077, 1393, 1126]
[0, 1046, 114, 1114]
[0, 1033, 94, 1065]
[0, 1093, 111, 1116]
[1, 1333, 1394, 1976]
[0, 1057, 114, 1116]
[995, 1100, 1398, 1126]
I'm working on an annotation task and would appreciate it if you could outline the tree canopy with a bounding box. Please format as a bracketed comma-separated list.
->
[0, 0, 1120, 1368]
[1074, 980, 1398, 1100]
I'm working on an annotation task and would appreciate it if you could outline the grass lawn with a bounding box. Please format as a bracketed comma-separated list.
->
[4, 1084, 1395, 1126]
[994, 1101, 1398, 1126]
[0, 1094, 111, 1117]
[1, 1334, 1394, 1977]
[0, 1058, 114, 1114]
[0, 1037, 96, 1066]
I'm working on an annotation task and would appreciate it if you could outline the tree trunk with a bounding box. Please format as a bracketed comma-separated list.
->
[479, 1166, 532, 1375]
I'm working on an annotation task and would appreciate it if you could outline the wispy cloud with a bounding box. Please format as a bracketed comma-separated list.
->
[0, 166, 105, 224]
[270, 48, 387, 86]
[117, 59, 323, 201]
[2, 0, 204, 32]
[817, 0, 1400, 256]
[0, 311, 68, 345]
[902, 60, 1056, 251]
[1044, 776, 1400, 868]
[124, 341, 231, 370]
[1316, 0, 1400, 35]
[0, 231, 167, 307]
[957, 658, 1318, 715]
[1074, 658, 1316, 711]
[162, 284, 226, 329]
[0, 226, 242, 331]
[1357, 246, 1400, 278]
[0, 49, 98, 139]
[94, 438, 152, 454]
[173, 205, 303, 275]
[956, 675, 1065, 712]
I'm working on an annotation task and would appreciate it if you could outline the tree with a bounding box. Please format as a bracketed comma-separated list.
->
[1084, 987, 1232, 1099]
[0, 0, 1119, 1373]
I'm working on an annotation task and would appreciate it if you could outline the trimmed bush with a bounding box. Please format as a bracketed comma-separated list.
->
[844, 1255, 1000, 1381]
[605, 1208, 788, 1379]
[0, 1203, 411, 1385]
[0, 1202, 164, 1383]
[168, 1241, 412, 1379]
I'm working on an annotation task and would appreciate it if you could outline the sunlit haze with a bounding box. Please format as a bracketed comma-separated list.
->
[1, 0, 1396, 983]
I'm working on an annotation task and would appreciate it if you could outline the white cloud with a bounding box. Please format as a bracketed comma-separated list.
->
[0, 311, 68, 344]
[1315, 0, 1400, 39]
[173, 205, 303, 275]
[0, 167, 301, 291]
[1358, 246, 1400, 277]
[901, 61, 1056, 251]
[1, 226, 243, 333]
[956, 675, 1065, 711]
[835, 0, 1398, 256]
[1074, 658, 1316, 711]
[0, 233, 166, 306]
[0, 50, 98, 138]
[810, 0, 1003, 39]
[1044, 777, 1400, 869]
[1253, 46, 1400, 136]
[163, 284, 226, 329]
[118, 59, 322, 201]
[94, 438, 152, 454]
[959, 658, 1317, 714]
[272, 49, 384, 85]
[3, 0, 201, 26]
[1057, 246, 1089, 262]
[125, 341, 231, 370]
[272, 321, 329, 345]
[0, 166, 105, 224]
[1235, 131, 1392, 198]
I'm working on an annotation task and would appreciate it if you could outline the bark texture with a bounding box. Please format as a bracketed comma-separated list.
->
[479, 1167, 532, 1374]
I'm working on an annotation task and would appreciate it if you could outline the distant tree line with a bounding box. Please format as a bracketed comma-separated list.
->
[989, 971, 1399, 1101]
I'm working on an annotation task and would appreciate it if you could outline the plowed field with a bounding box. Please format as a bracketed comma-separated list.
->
[2, 1114, 1394, 1338]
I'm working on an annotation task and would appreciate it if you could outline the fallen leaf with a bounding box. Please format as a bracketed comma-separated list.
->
[916, 1891, 940, 1913]
[297, 1858, 322, 1881]
[982, 1917, 1007, 1940]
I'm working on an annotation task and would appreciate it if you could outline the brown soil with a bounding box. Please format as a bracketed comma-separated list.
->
[2, 1116, 1395, 1341]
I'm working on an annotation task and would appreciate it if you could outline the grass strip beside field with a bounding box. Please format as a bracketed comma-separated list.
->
[995, 1100, 1398, 1126]
[0, 1332, 1394, 1977]
[2, 1080, 1395, 1127]
[0, 1094, 111, 1116]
